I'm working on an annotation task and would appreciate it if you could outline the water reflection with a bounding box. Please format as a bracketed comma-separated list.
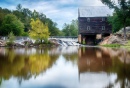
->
[0, 48, 57, 80]
[78, 47, 112, 72]
[0, 47, 78, 88]
[0, 46, 130, 88]
[78, 47, 130, 88]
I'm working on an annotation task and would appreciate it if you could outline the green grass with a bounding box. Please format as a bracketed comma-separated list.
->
[124, 41, 130, 46]
[101, 44, 121, 48]
[100, 41, 130, 50]
[121, 41, 130, 48]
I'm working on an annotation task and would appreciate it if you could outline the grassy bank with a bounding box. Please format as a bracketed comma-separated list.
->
[101, 44, 121, 48]
[101, 41, 130, 48]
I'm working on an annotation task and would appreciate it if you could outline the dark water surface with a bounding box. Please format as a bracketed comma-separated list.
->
[0, 46, 130, 88]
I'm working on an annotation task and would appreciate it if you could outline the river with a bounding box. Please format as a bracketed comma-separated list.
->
[0, 46, 130, 88]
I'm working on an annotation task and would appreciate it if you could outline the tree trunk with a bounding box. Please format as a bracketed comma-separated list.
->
[123, 22, 127, 40]
[124, 27, 126, 40]
[41, 39, 42, 44]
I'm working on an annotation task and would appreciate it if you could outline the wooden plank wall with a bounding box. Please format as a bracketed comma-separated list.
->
[78, 17, 112, 34]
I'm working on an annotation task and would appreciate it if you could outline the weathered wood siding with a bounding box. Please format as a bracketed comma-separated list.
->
[78, 17, 112, 34]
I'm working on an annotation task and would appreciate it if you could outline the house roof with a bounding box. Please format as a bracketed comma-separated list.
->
[78, 6, 113, 17]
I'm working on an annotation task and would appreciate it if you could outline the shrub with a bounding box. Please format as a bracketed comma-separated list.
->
[6, 32, 15, 46]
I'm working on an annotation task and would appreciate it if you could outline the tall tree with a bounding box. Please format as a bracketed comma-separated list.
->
[108, 12, 123, 33]
[0, 4, 62, 36]
[16, 4, 22, 12]
[32, 10, 39, 20]
[62, 23, 70, 36]
[29, 18, 50, 43]
[0, 14, 24, 36]
[62, 19, 78, 36]
[69, 20, 78, 36]
[0, 7, 11, 30]
[101, 0, 130, 40]
[45, 18, 62, 36]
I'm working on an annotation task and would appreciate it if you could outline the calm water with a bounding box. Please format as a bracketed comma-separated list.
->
[0, 46, 130, 88]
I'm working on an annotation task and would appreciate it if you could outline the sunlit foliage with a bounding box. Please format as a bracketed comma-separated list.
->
[29, 18, 50, 43]
[0, 4, 62, 36]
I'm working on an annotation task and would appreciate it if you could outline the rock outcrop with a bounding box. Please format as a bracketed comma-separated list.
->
[100, 35, 126, 45]
[0, 40, 6, 46]
[100, 27, 130, 45]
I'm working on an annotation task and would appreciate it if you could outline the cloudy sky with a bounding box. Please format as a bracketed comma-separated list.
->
[0, 0, 105, 29]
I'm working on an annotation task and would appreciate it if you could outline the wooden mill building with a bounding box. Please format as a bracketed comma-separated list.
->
[78, 6, 112, 45]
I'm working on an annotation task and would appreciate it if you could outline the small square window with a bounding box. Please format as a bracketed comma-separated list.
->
[102, 18, 105, 21]
[87, 26, 90, 30]
[102, 26, 105, 30]
[87, 18, 90, 22]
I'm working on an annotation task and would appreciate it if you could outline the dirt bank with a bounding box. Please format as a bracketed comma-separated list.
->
[100, 27, 130, 45]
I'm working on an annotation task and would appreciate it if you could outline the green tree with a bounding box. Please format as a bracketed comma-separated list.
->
[32, 10, 39, 20]
[7, 32, 16, 46]
[108, 13, 123, 33]
[13, 5, 31, 33]
[0, 14, 24, 36]
[44, 18, 62, 36]
[70, 20, 78, 36]
[0, 5, 62, 36]
[29, 18, 50, 43]
[16, 4, 22, 12]
[101, 0, 130, 40]
[62, 23, 70, 36]
[0, 7, 11, 32]
[62, 19, 78, 36]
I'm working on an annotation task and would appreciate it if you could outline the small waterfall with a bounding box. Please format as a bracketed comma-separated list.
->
[57, 40, 80, 46]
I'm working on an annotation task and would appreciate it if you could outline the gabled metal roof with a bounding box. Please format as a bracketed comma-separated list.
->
[78, 6, 113, 17]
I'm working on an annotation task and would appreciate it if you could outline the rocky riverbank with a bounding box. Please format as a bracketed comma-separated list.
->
[0, 39, 60, 47]
[100, 27, 130, 45]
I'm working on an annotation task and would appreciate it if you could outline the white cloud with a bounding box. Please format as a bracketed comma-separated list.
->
[78, 0, 104, 6]
[0, 4, 16, 10]
[20, 0, 78, 29]
[58, 0, 75, 4]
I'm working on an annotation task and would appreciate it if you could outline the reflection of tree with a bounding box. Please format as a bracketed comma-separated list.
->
[0, 49, 25, 80]
[28, 50, 51, 75]
[62, 53, 78, 64]
[0, 48, 59, 82]
[105, 57, 130, 88]
[101, 49, 130, 88]
[0, 78, 2, 86]
[78, 47, 130, 88]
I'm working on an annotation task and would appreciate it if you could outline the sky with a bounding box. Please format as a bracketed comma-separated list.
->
[0, 0, 106, 29]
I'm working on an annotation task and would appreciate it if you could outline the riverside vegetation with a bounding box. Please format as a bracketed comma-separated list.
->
[0, 4, 78, 47]
[0, 4, 78, 37]
[100, 0, 130, 48]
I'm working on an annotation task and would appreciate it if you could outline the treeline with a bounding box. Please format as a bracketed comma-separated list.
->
[0, 4, 78, 36]
[0, 4, 61, 36]
[62, 19, 78, 36]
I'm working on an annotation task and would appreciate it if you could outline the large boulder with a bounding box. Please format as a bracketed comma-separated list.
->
[100, 34, 126, 45]
[116, 26, 130, 39]
[100, 27, 130, 45]
[0, 40, 6, 46]
[116, 26, 130, 34]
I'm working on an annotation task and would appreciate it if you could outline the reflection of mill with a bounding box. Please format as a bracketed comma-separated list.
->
[78, 47, 112, 73]
[78, 47, 112, 82]
[78, 47, 130, 88]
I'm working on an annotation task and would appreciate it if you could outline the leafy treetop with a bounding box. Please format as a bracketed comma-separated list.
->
[29, 18, 50, 43]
